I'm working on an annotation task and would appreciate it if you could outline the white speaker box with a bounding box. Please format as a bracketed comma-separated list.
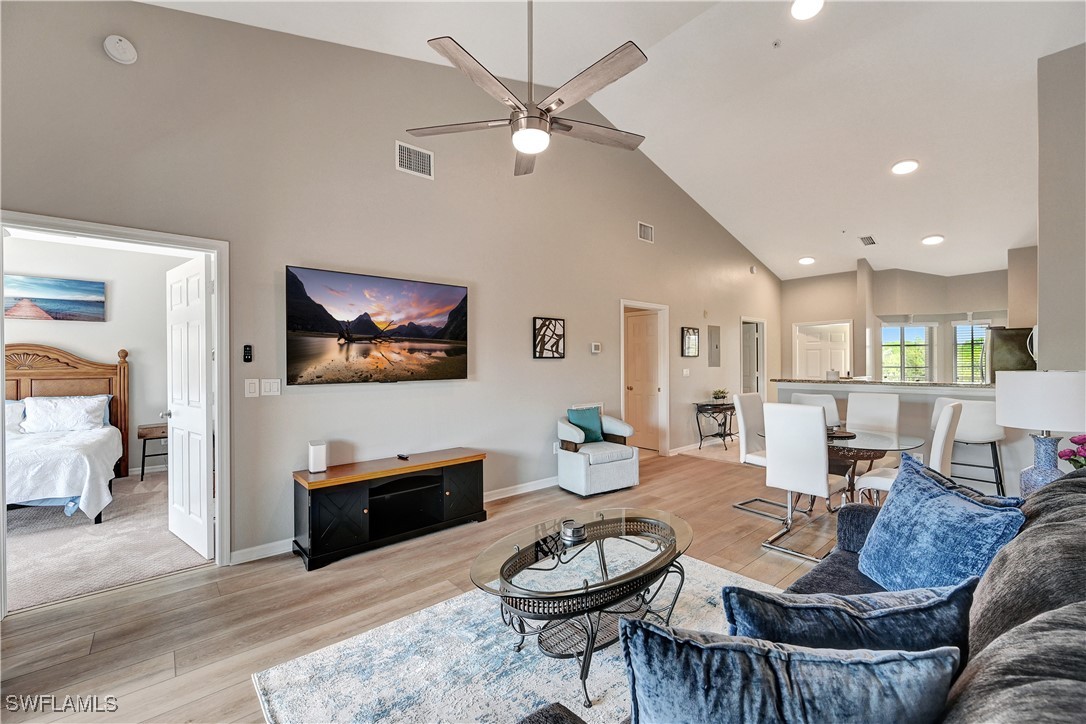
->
[308, 440, 328, 474]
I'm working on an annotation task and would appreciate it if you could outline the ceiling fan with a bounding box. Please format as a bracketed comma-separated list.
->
[407, 0, 647, 176]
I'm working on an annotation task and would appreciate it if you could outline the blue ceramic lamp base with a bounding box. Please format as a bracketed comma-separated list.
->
[1019, 434, 1065, 497]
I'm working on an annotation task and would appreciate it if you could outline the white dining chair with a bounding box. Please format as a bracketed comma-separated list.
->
[791, 393, 842, 427]
[761, 403, 847, 562]
[845, 392, 899, 433]
[733, 393, 767, 468]
[856, 401, 962, 503]
[934, 398, 1007, 496]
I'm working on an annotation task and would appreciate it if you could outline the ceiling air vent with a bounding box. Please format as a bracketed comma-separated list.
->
[859, 235, 876, 246]
[638, 222, 655, 244]
[396, 141, 434, 180]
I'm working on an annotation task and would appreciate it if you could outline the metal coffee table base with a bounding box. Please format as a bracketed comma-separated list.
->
[501, 559, 685, 708]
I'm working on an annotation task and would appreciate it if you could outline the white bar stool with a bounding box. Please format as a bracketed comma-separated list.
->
[934, 397, 1007, 496]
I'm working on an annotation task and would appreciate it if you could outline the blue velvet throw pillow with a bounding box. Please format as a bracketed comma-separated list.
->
[858, 456, 1025, 591]
[620, 618, 959, 724]
[566, 407, 603, 443]
[722, 577, 978, 659]
[899, 453, 1025, 508]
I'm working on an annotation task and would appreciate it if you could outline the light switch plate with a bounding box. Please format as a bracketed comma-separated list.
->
[260, 378, 281, 396]
[244, 379, 259, 398]
[682, 369, 690, 377]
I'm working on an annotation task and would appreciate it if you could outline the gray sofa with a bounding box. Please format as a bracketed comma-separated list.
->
[789, 470, 1086, 721]
[519, 470, 1086, 723]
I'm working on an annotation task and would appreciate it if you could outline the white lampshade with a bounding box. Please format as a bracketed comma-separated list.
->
[996, 370, 1086, 432]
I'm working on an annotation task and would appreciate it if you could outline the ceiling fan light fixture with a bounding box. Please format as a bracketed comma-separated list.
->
[790, 0, 825, 21]
[511, 113, 550, 154]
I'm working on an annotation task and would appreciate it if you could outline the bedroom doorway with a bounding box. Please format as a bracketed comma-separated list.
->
[620, 299, 670, 455]
[0, 211, 231, 617]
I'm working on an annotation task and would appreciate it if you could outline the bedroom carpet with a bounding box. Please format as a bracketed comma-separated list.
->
[5, 471, 209, 611]
[252, 557, 778, 724]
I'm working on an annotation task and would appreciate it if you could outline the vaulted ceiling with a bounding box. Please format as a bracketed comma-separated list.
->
[151, 1, 1085, 280]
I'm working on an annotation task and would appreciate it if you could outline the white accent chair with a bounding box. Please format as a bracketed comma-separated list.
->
[761, 403, 847, 561]
[556, 412, 639, 496]
[857, 401, 962, 502]
[935, 397, 1007, 496]
[791, 393, 842, 427]
[734, 393, 767, 467]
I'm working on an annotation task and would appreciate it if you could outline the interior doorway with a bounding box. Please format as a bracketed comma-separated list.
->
[741, 318, 766, 398]
[620, 300, 669, 455]
[0, 211, 231, 618]
[794, 320, 852, 380]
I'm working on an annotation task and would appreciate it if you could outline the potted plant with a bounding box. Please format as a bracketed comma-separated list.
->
[712, 388, 729, 401]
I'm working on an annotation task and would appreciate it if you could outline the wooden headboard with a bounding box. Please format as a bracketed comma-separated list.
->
[5, 344, 130, 477]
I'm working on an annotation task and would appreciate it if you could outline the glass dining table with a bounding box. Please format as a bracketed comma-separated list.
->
[759, 429, 925, 502]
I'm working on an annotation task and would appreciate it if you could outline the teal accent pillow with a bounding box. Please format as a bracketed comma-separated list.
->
[620, 618, 959, 724]
[859, 456, 1025, 591]
[722, 577, 978, 663]
[566, 407, 603, 443]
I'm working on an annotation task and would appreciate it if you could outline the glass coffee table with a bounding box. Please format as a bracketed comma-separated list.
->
[470, 507, 693, 707]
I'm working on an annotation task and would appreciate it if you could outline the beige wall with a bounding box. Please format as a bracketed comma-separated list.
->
[872, 269, 1008, 318]
[854, 259, 876, 377]
[3, 238, 184, 461]
[0, 2, 782, 553]
[1037, 44, 1086, 370]
[1007, 246, 1038, 328]
[780, 271, 856, 377]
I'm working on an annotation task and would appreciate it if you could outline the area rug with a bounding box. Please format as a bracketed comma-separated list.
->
[252, 557, 777, 723]
[5, 471, 209, 610]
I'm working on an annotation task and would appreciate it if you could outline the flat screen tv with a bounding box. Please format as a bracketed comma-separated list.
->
[286, 266, 467, 385]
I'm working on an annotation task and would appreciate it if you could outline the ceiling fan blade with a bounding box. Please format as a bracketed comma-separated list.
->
[551, 118, 645, 151]
[428, 36, 526, 113]
[514, 152, 536, 176]
[537, 41, 647, 115]
[407, 119, 510, 137]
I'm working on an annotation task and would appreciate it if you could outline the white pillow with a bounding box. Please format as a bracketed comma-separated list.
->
[5, 401, 25, 431]
[21, 396, 109, 433]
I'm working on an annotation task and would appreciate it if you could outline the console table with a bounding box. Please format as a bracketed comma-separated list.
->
[693, 401, 735, 449]
[293, 447, 487, 570]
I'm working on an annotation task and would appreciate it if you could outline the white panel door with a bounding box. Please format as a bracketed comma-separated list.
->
[796, 323, 851, 379]
[742, 322, 760, 394]
[166, 255, 214, 559]
[624, 312, 659, 451]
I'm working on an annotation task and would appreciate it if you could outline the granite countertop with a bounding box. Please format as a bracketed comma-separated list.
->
[771, 378, 994, 389]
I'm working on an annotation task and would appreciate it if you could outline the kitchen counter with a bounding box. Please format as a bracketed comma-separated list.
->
[771, 378, 993, 389]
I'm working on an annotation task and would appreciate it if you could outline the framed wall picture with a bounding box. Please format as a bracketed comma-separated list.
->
[681, 326, 700, 357]
[3, 274, 106, 322]
[533, 317, 565, 359]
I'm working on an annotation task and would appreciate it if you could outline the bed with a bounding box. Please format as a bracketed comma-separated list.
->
[5, 345, 130, 523]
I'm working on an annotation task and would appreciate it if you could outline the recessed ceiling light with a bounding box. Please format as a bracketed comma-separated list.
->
[790, 0, 825, 21]
[891, 159, 919, 175]
[798, 257, 816, 265]
[921, 235, 945, 246]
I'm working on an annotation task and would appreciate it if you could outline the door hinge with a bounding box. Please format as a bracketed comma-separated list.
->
[211, 348, 216, 361]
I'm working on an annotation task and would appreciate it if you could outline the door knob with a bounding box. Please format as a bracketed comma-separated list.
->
[626, 386, 633, 391]
[159, 410, 172, 419]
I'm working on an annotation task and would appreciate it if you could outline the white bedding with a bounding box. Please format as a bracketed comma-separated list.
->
[5, 426, 123, 520]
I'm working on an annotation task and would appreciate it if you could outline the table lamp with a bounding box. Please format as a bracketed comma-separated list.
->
[996, 370, 1086, 495]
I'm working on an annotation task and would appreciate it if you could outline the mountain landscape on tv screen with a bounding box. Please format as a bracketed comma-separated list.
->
[286, 267, 467, 385]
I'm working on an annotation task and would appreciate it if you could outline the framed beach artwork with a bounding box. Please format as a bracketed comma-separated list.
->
[533, 317, 565, 359]
[3, 274, 106, 322]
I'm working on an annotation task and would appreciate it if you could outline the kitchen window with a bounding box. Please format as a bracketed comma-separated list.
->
[954, 322, 989, 383]
[881, 325, 933, 382]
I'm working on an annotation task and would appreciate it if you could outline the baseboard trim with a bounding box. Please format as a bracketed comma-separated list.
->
[484, 476, 558, 503]
[138, 464, 168, 476]
[230, 538, 293, 565]
[669, 439, 724, 456]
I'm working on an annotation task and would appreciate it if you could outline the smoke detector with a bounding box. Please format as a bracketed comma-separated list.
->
[104, 35, 138, 65]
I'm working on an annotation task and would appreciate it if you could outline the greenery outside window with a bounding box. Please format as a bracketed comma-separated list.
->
[881, 325, 932, 382]
[954, 322, 989, 383]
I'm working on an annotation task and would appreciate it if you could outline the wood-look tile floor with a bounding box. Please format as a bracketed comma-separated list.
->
[0, 453, 836, 723]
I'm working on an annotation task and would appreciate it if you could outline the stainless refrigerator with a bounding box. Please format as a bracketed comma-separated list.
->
[986, 327, 1037, 382]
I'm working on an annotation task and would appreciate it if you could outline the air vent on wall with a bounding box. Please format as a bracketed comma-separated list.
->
[859, 235, 876, 246]
[396, 141, 434, 180]
[638, 222, 655, 244]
